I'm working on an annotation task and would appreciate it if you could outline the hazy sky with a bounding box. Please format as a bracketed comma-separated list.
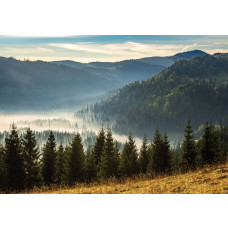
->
[0, 35, 228, 62]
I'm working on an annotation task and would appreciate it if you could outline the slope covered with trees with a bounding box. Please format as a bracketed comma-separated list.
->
[82, 54, 228, 136]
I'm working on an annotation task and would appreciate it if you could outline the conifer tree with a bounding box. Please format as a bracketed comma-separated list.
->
[0, 143, 7, 190]
[5, 124, 25, 190]
[99, 129, 119, 178]
[55, 144, 66, 185]
[161, 133, 172, 173]
[139, 137, 149, 173]
[69, 133, 85, 184]
[85, 146, 97, 182]
[92, 128, 106, 167]
[181, 121, 197, 171]
[200, 122, 220, 165]
[120, 134, 138, 176]
[42, 131, 57, 185]
[22, 128, 42, 188]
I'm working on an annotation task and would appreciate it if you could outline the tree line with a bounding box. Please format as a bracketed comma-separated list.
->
[0, 121, 227, 192]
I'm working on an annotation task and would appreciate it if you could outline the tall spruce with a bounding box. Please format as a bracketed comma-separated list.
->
[150, 129, 172, 174]
[200, 122, 219, 165]
[69, 133, 85, 184]
[42, 131, 57, 185]
[85, 147, 97, 182]
[0, 143, 7, 190]
[55, 144, 66, 185]
[181, 121, 197, 171]
[92, 128, 106, 167]
[139, 137, 149, 173]
[120, 134, 138, 176]
[5, 124, 25, 190]
[99, 129, 119, 178]
[22, 128, 42, 188]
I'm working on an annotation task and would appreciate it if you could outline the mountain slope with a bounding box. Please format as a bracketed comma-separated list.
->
[0, 57, 120, 110]
[83, 54, 228, 136]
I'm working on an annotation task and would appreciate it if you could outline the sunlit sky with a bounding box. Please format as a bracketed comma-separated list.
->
[0, 35, 228, 62]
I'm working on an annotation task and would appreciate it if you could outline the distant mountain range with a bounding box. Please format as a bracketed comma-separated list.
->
[82, 53, 228, 136]
[0, 50, 214, 110]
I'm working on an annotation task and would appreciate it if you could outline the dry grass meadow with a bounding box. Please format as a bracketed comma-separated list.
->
[25, 163, 228, 194]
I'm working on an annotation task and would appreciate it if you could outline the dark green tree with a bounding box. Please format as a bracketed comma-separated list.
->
[0, 143, 7, 190]
[69, 133, 85, 184]
[92, 128, 106, 167]
[139, 137, 149, 173]
[99, 129, 119, 178]
[22, 128, 42, 189]
[5, 124, 25, 190]
[181, 121, 197, 171]
[42, 131, 57, 185]
[200, 122, 220, 165]
[120, 134, 138, 176]
[55, 144, 66, 185]
[85, 146, 97, 182]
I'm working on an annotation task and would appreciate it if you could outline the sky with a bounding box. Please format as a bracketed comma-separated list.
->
[0, 35, 228, 62]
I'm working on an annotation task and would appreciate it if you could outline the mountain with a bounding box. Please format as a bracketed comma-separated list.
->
[82, 54, 228, 136]
[53, 59, 166, 84]
[0, 57, 120, 110]
[138, 50, 208, 67]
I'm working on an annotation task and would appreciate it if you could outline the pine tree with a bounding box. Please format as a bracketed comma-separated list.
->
[85, 147, 97, 182]
[22, 128, 42, 189]
[181, 121, 197, 171]
[149, 129, 172, 174]
[0, 143, 7, 190]
[69, 133, 85, 184]
[55, 144, 66, 185]
[99, 129, 119, 178]
[5, 124, 25, 190]
[120, 134, 138, 176]
[139, 137, 149, 173]
[42, 131, 57, 185]
[92, 128, 106, 167]
[200, 122, 220, 165]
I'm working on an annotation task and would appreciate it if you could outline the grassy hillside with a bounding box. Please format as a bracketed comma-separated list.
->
[28, 163, 228, 194]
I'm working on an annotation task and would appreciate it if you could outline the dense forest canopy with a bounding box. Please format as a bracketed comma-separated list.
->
[79, 54, 228, 136]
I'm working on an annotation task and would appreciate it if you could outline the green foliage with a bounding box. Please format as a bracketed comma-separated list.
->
[99, 129, 120, 178]
[22, 128, 43, 188]
[181, 121, 197, 171]
[0, 143, 7, 190]
[69, 133, 85, 184]
[5, 124, 25, 190]
[42, 131, 57, 185]
[139, 137, 149, 173]
[120, 134, 138, 176]
[199, 122, 220, 165]
[85, 147, 97, 182]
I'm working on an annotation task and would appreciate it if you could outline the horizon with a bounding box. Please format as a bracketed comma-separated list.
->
[1, 35, 228, 63]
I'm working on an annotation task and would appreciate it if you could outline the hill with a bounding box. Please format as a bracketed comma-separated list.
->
[82, 54, 228, 136]
[0, 57, 120, 110]
[28, 163, 228, 194]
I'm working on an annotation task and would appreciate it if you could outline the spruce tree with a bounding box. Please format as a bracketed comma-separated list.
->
[85, 147, 97, 182]
[139, 137, 149, 173]
[0, 143, 7, 190]
[22, 128, 42, 189]
[161, 133, 172, 173]
[99, 129, 119, 178]
[200, 122, 219, 165]
[55, 144, 66, 185]
[42, 131, 57, 185]
[120, 134, 138, 176]
[69, 133, 85, 184]
[5, 124, 25, 190]
[181, 121, 197, 171]
[92, 128, 106, 167]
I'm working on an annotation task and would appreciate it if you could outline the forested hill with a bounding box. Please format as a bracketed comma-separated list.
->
[82, 54, 228, 136]
[0, 57, 120, 110]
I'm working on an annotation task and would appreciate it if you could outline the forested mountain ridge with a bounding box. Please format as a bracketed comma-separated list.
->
[0, 57, 120, 110]
[81, 54, 228, 136]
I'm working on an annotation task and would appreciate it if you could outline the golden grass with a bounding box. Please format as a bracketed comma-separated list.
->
[26, 163, 228, 194]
